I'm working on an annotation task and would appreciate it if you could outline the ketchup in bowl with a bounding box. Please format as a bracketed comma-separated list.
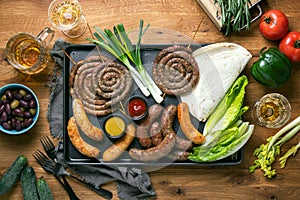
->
[127, 96, 147, 120]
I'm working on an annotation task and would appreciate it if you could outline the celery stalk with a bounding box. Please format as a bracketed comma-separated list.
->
[279, 141, 300, 168]
[267, 116, 300, 151]
[249, 117, 300, 178]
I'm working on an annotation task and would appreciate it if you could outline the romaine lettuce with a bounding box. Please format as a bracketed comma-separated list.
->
[188, 75, 254, 162]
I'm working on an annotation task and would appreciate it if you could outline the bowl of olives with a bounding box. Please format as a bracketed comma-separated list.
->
[0, 83, 39, 135]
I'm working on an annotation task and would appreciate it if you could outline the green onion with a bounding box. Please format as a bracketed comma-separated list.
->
[87, 20, 163, 103]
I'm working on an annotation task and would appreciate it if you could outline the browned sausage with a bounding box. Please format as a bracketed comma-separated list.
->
[175, 136, 193, 151]
[67, 117, 100, 158]
[160, 104, 178, 137]
[177, 102, 205, 144]
[129, 128, 176, 162]
[69, 60, 84, 95]
[129, 104, 177, 162]
[72, 99, 104, 141]
[152, 45, 199, 95]
[72, 60, 132, 117]
[149, 122, 163, 146]
[136, 104, 163, 148]
[166, 150, 190, 161]
[103, 124, 135, 162]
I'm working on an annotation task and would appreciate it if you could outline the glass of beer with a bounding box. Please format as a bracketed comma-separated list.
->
[48, 0, 87, 38]
[251, 93, 292, 129]
[5, 27, 55, 75]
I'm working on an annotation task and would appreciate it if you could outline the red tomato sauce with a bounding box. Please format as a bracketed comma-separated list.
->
[128, 97, 147, 118]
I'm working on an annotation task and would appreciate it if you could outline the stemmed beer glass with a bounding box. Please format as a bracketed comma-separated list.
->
[251, 93, 291, 129]
[48, 0, 87, 38]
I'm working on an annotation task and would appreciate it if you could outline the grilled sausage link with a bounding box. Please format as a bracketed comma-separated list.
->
[129, 128, 176, 162]
[175, 136, 193, 151]
[177, 102, 205, 144]
[103, 124, 135, 162]
[160, 104, 178, 137]
[129, 104, 177, 162]
[67, 117, 100, 158]
[136, 104, 163, 148]
[149, 122, 163, 146]
[166, 150, 190, 161]
[152, 45, 199, 95]
[72, 99, 104, 141]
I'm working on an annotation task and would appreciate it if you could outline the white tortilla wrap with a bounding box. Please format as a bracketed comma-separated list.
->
[180, 42, 252, 122]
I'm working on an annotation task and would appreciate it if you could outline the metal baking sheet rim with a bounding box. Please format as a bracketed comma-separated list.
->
[62, 43, 244, 167]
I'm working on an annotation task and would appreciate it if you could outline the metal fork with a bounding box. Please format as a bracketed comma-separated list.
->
[40, 135, 57, 160]
[40, 135, 112, 198]
[33, 150, 79, 200]
[34, 149, 113, 199]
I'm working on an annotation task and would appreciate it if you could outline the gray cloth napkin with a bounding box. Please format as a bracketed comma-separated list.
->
[47, 39, 156, 200]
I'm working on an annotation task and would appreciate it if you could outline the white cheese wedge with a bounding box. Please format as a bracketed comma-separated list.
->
[180, 42, 252, 122]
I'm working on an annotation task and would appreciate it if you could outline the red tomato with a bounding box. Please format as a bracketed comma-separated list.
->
[279, 31, 300, 63]
[259, 10, 289, 40]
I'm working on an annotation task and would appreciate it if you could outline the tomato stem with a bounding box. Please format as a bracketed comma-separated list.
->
[264, 16, 272, 24]
[294, 40, 300, 48]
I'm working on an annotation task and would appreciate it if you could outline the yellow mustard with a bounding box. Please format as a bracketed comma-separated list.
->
[105, 116, 125, 137]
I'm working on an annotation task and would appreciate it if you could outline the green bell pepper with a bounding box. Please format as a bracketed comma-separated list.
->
[251, 47, 292, 88]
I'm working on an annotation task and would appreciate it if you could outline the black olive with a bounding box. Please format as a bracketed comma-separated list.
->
[15, 120, 22, 131]
[13, 108, 24, 117]
[13, 92, 23, 100]
[23, 94, 33, 101]
[1, 111, 8, 122]
[29, 99, 36, 108]
[6, 90, 13, 101]
[2, 122, 12, 130]
[0, 104, 4, 114]
[19, 99, 28, 108]
[23, 118, 33, 128]
[24, 111, 31, 118]
[11, 118, 16, 129]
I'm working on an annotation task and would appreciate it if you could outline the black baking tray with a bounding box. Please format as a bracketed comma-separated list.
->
[63, 43, 244, 166]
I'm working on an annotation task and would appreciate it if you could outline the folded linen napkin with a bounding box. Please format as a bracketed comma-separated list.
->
[47, 39, 156, 200]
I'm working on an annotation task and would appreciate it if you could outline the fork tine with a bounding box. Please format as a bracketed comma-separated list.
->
[33, 150, 56, 172]
[33, 151, 80, 200]
[33, 150, 46, 164]
[40, 135, 55, 150]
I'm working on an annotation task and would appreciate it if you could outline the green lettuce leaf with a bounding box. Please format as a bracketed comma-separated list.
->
[188, 75, 254, 162]
[204, 75, 248, 135]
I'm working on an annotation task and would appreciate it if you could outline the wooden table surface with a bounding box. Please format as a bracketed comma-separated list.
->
[1, 0, 299, 199]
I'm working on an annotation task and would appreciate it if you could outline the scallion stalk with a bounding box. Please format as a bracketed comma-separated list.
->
[87, 20, 164, 103]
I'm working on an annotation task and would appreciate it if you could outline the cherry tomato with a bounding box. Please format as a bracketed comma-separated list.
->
[279, 31, 300, 63]
[259, 10, 289, 40]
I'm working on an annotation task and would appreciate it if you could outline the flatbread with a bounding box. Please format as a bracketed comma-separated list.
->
[180, 42, 252, 122]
